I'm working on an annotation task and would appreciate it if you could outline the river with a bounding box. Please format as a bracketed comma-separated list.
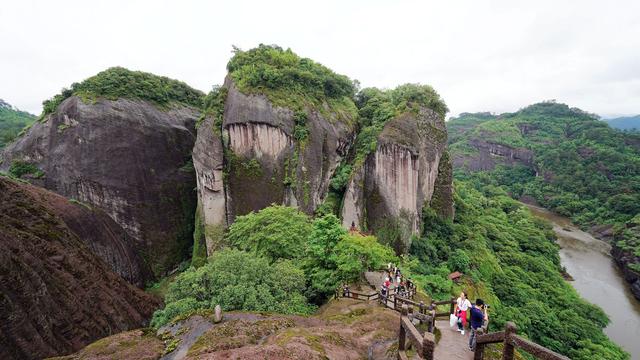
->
[525, 204, 640, 358]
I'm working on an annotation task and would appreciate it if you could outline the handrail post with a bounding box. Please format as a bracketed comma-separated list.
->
[399, 305, 408, 351]
[422, 332, 435, 360]
[502, 322, 517, 360]
[394, 295, 397, 310]
[449, 297, 455, 315]
[419, 301, 425, 314]
[429, 309, 436, 333]
[473, 328, 485, 360]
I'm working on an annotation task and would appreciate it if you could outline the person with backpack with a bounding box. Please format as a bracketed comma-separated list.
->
[468, 298, 489, 351]
[455, 291, 471, 335]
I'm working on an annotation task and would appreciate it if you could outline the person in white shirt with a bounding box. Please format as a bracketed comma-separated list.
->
[454, 291, 471, 335]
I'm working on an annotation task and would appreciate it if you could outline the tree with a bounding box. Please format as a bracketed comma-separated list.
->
[151, 249, 314, 328]
[225, 205, 312, 261]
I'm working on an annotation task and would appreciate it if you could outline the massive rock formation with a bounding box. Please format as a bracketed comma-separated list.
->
[0, 177, 160, 360]
[193, 79, 353, 253]
[341, 108, 453, 243]
[223, 79, 352, 217]
[0, 96, 199, 277]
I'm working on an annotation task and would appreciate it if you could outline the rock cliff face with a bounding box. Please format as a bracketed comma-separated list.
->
[0, 96, 198, 277]
[223, 79, 352, 217]
[0, 177, 159, 360]
[193, 79, 353, 254]
[341, 108, 452, 240]
[451, 138, 534, 171]
[193, 115, 226, 253]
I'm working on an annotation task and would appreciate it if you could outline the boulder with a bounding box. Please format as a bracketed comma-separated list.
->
[0, 177, 160, 360]
[192, 78, 353, 251]
[0, 96, 199, 277]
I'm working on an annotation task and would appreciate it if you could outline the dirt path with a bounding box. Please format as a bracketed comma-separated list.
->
[434, 320, 474, 360]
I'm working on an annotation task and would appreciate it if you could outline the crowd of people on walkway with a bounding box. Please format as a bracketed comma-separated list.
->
[453, 291, 489, 351]
[379, 263, 415, 301]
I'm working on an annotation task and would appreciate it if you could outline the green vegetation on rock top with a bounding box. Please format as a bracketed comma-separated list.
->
[41, 67, 204, 118]
[227, 44, 358, 123]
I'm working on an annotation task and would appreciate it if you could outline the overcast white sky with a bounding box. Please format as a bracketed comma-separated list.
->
[1, 0, 639, 118]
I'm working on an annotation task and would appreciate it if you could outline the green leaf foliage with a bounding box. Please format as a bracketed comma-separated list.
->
[409, 180, 627, 359]
[41, 67, 204, 118]
[227, 44, 358, 124]
[0, 100, 35, 148]
[303, 214, 397, 302]
[225, 205, 312, 261]
[9, 160, 44, 179]
[449, 101, 640, 274]
[151, 248, 315, 328]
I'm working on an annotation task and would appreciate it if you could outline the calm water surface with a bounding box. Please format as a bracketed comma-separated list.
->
[525, 204, 640, 359]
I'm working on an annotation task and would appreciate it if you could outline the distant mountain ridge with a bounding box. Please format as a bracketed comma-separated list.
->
[607, 115, 640, 130]
[0, 99, 35, 149]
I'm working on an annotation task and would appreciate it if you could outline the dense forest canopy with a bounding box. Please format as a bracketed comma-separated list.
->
[0, 100, 35, 149]
[448, 100, 640, 291]
[408, 180, 627, 359]
[40, 67, 204, 118]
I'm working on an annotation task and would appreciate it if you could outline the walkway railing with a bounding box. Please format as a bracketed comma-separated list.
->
[334, 288, 379, 301]
[473, 322, 569, 360]
[398, 304, 435, 360]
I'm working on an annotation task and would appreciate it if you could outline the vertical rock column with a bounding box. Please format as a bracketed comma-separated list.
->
[193, 116, 227, 255]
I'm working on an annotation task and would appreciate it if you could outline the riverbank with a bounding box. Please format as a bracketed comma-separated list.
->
[520, 197, 640, 302]
[524, 203, 640, 358]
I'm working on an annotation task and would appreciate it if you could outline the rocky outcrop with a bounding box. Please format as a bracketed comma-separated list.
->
[62, 298, 400, 360]
[341, 108, 451, 242]
[611, 242, 640, 300]
[0, 177, 160, 360]
[451, 138, 534, 171]
[192, 79, 353, 250]
[193, 115, 226, 254]
[0, 96, 198, 277]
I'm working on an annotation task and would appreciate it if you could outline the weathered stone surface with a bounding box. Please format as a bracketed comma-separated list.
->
[0, 177, 160, 360]
[341, 108, 451, 242]
[431, 150, 455, 219]
[216, 79, 352, 223]
[70, 299, 400, 360]
[452, 138, 534, 171]
[214, 305, 223, 323]
[0, 96, 198, 277]
[193, 115, 226, 254]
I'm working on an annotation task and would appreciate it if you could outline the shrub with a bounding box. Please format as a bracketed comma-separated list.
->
[151, 249, 315, 328]
[40, 67, 204, 118]
[9, 160, 44, 179]
[225, 205, 312, 261]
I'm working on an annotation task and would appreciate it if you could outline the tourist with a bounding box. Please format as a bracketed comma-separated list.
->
[468, 298, 488, 351]
[455, 291, 471, 335]
[342, 283, 350, 298]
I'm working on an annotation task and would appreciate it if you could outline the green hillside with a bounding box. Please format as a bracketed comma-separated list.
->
[0, 100, 36, 149]
[448, 101, 640, 274]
